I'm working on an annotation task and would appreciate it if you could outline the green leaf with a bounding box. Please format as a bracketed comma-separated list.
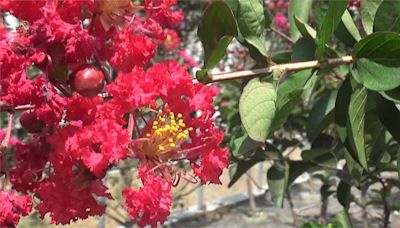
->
[344, 150, 363, 185]
[373, 0, 400, 33]
[335, 77, 352, 142]
[301, 222, 324, 228]
[351, 32, 400, 91]
[229, 160, 259, 188]
[291, 36, 316, 62]
[397, 148, 400, 176]
[267, 161, 289, 208]
[270, 89, 303, 133]
[337, 181, 351, 209]
[264, 7, 272, 28]
[294, 16, 317, 39]
[336, 211, 353, 228]
[301, 148, 337, 167]
[271, 50, 292, 64]
[288, 160, 318, 184]
[377, 95, 400, 142]
[270, 70, 312, 132]
[277, 70, 312, 99]
[288, 0, 313, 40]
[198, 1, 237, 69]
[361, 0, 383, 34]
[380, 86, 400, 103]
[306, 90, 337, 141]
[302, 71, 319, 104]
[239, 78, 276, 142]
[231, 133, 262, 157]
[352, 59, 400, 92]
[347, 85, 368, 169]
[335, 10, 361, 47]
[229, 147, 279, 187]
[195, 69, 209, 83]
[237, 0, 267, 56]
[316, 0, 348, 57]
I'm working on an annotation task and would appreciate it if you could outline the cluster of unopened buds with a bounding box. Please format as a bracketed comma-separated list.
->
[0, 0, 228, 227]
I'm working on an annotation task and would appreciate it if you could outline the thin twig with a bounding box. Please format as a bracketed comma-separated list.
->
[201, 56, 353, 83]
[1, 113, 13, 190]
[245, 172, 268, 191]
[1, 113, 13, 148]
[52, 80, 72, 97]
[270, 27, 295, 45]
[378, 179, 391, 228]
[0, 104, 35, 112]
[127, 113, 134, 138]
[246, 171, 257, 212]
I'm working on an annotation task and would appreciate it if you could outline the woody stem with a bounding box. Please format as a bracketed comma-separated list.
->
[200, 55, 353, 83]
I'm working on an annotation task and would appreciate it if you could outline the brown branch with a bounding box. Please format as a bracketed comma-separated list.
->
[1, 113, 13, 190]
[0, 104, 35, 112]
[379, 179, 391, 228]
[200, 56, 353, 83]
[246, 171, 257, 212]
[1, 113, 13, 148]
[52, 80, 72, 97]
[127, 113, 134, 138]
[245, 171, 268, 191]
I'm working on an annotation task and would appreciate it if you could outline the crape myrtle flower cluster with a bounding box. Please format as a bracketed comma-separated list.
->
[266, 0, 290, 33]
[0, 0, 228, 227]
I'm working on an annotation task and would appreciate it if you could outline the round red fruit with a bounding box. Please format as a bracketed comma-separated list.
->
[70, 65, 105, 98]
[20, 111, 44, 133]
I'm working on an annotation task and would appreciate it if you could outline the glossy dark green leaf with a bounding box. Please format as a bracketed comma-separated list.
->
[229, 147, 279, 187]
[377, 95, 400, 142]
[337, 181, 351, 209]
[239, 78, 276, 142]
[288, 161, 318, 184]
[288, 0, 313, 40]
[271, 50, 292, 64]
[344, 146, 364, 185]
[335, 10, 361, 47]
[237, 0, 267, 56]
[267, 161, 289, 208]
[291, 36, 316, 62]
[231, 133, 262, 157]
[198, 1, 237, 69]
[361, 0, 383, 34]
[335, 77, 352, 142]
[229, 160, 259, 188]
[373, 0, 400, 33]
[294, 16, 317, 39]
[380, 86, 400, 103]
[316, 0, 348, 57]
[301, 148, 337, 167]
[352, 32, 400, 91]
[264, 7, 272, 28]
[347, 85, 368, 169]
[397, 148, 400, 176]
[306, 90, 338, 141]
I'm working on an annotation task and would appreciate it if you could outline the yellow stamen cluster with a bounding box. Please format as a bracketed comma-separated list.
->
[144, 111, 193, 155]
